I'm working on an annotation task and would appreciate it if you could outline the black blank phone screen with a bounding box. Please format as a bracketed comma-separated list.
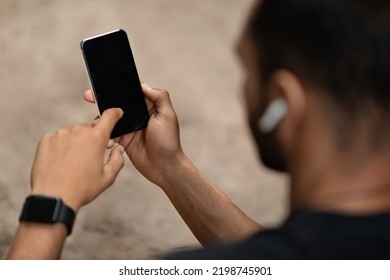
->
[81, 29, 149, 138]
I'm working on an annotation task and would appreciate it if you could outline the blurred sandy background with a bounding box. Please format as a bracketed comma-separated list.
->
[0, 0, 287, 259]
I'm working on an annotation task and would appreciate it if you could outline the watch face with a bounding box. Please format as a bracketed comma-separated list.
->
[23, 196, 61, 223]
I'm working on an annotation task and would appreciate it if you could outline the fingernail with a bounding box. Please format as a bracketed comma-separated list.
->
[115, 108, 124, 115]
[119, 145, 125, 154]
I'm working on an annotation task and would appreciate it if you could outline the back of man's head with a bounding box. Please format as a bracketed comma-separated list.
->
[249, 0, 390, 146]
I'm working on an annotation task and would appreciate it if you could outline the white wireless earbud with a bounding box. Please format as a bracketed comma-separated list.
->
[258, 98, 288, 133]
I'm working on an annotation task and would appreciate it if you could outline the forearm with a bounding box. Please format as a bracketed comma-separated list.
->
[159, 154, 262, 246]
[7, 222, 67, 259]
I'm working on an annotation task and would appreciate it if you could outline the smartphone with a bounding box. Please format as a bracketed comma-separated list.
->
[80, 29, 149, 138]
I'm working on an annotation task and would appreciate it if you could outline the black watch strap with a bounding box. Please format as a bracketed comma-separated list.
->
[57, 201, 76, 235]
[19, 195, 76, 235]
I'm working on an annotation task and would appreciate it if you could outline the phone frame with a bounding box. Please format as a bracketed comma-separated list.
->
[80, 29, 149, 138]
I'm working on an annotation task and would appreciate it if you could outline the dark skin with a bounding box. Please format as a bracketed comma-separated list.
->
[7, 0, 390, 259]
[84, 84, 262, 244]
[7, 83, 261, 259]
[237, 19, 390, 215]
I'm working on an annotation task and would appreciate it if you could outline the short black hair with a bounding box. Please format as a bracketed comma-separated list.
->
[249, 0, 390, 118]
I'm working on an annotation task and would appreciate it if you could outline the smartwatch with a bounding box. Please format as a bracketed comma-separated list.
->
[19, 195, 76, 235]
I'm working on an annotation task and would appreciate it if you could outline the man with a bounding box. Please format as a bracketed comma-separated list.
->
[7, 0, 390, 259]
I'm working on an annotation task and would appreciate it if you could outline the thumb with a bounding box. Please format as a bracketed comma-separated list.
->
[103, 144, 125, 186]
[141, 83, 174, 117]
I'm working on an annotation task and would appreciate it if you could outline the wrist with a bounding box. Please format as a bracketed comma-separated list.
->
[157, 152, 196, 191]
[19, 195, 76, 236]
[31, 188, 81, 213]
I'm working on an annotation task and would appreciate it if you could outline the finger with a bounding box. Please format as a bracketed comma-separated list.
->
[83, 89, 96, 103]
[106, 139, 115, 149]
[103, 144, 125, 185]
[91, 117, 100, 127]
[141, 83, 159, 101]
[141, 83, 153, 111]
[144, 95, 154, 112]
[118, 132, 135, 151]
[95, 108, 124, 139]
[141, 83, 174, 116]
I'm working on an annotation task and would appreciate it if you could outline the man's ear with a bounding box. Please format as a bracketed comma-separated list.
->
[266, 69, 307, 148]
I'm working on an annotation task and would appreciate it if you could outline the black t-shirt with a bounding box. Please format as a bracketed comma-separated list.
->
[165, 210, 390, 259]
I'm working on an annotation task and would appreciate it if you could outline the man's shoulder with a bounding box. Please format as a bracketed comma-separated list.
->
[164, 210, 390, 260]
[164, 228, 301, 260]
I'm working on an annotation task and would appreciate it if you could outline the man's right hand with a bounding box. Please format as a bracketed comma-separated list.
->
[30, 108, 125, 212]
[84, 83, 184, 186]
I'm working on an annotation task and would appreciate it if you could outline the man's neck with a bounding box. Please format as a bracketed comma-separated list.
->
[287, 104, 390, 214]
[291, 156, 390, 214]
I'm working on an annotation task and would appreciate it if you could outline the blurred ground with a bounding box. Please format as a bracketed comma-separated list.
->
[0, 0, 288, 259]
